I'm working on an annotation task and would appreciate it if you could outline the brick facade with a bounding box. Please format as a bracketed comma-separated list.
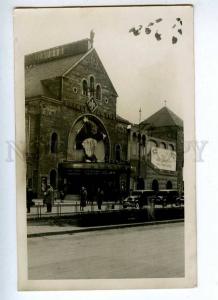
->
[25, 38, 183, 198]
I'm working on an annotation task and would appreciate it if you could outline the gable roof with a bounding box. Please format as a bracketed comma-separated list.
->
[25, 38, 118, 98]
[116, 114, 130, 124]
[141, 106, 183, 128]
[25, 53, 87, 97]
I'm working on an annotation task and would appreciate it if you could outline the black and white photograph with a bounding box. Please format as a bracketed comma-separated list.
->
[14, 5, 196, 290]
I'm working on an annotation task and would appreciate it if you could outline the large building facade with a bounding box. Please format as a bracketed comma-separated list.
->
[25, 36, 184, 199]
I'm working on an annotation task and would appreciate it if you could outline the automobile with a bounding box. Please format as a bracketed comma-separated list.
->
[122, 195, 140, 209]
[131, 190, 155, 208]
[175, 193, 184, 206]
[153, 190, 179, 207]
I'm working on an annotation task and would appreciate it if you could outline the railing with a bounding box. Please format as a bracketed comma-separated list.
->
[29, 199, 123, 219]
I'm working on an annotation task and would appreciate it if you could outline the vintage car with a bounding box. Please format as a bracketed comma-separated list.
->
[122, 195, 141, 209]
[153, 190, 179, 207]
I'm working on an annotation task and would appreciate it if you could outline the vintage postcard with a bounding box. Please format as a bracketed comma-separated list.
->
[14, 5, 196, 290]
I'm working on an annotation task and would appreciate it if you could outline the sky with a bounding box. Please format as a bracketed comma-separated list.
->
[15, 6, 193, 123]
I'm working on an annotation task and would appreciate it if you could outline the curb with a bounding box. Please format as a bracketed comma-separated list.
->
[27, 218, 184, 238]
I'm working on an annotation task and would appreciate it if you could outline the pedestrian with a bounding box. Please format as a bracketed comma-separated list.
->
[80, 186, 87, 211]
[26, 186, 34, 213]
[60, 190, 65, 203]
[147, 196, 155, 220]
[45, 184, 54, 212]
[97, 187, 103, 210]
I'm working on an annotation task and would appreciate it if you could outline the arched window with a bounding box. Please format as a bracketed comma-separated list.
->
[115, 144, 121, 162]
[82, 80, 88, 96]
[51, 132, 58, 153]
[90, 76, 95, 97]
[160, 142, 166, 149]
[147, 140, 157, 154]
[96, 84, 101, 100]
[50, 169, 57, 188]
[152, 179, 159, 192]
[166, 181, 173, 189]
[168, 144, 174, 151]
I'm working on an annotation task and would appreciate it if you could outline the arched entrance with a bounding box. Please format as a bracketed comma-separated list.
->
[152, 179, 159, 192]
[67, 114, 110, 162]
[166, 180, 173, 189]
[50, 169, 57, 189]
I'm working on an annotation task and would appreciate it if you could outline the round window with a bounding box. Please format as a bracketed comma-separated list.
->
[73, 87, 78, 94]
[105, 98, 108, 104]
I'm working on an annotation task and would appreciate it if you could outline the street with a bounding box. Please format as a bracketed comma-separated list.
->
[28, 222, 184, 279]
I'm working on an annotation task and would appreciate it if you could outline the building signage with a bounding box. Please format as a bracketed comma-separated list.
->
[151, 147, 176, 171]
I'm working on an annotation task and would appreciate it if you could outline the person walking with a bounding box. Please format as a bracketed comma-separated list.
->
[26, 186, 33, 213]
[80, 186, 87, 211]
[97, 187, 103, 210]
[45, 184, 54, 213]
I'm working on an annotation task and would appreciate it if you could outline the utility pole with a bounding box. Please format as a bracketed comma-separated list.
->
[137, 108, 142, 188]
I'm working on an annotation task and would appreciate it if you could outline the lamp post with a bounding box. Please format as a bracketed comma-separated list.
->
[137, 108, 150, 190]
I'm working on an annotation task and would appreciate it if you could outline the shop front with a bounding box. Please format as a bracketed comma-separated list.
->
[58, 162, 130, 201]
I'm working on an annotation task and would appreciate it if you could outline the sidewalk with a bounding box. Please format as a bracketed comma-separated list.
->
[27, 219, 184, 238]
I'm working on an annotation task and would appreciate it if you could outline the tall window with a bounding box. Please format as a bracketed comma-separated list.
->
[152, 179, 159, 192]
[132, 133, 137, 155]
[90, 76, 95, 96]
[166, 181, 173, 189]
[115, 144, 121, 162]
[51, 132, 58, 153]
[96, 84, 101, 100]
[82, 80, 88, 96]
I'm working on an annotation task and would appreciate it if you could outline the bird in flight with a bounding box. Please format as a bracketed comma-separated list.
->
[176, 18, 183, 25]
[155, 31, 162, 41]
[145, 27, 152, 34]
[172, 36, 178, 44]
[129, 17, 183, 45]
[129, 25, 143, 36]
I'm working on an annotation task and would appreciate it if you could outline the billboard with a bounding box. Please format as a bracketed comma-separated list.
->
[151, 147, 176, 171]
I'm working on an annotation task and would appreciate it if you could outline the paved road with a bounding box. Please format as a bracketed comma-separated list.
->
[28, 223, 184, 279]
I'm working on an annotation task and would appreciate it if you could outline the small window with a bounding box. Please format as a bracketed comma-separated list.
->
[90, 76, 95, 97]
[168, 144, 174, 151]
[82, 80, 88, 96]
[96, 85, 101, 100]
[73, 87, 78, 94]
[51, 132, 58, 153]
[159, 142, 166, 149]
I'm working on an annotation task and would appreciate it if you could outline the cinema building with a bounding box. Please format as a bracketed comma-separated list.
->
[25, 36, 184, 199]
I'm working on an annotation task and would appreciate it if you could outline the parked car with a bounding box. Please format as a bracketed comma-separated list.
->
[153, 190, 179, 207]
[175, 193, 184, 206]
[122, 195, 140, 209]
[131, 190, 155, 208]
